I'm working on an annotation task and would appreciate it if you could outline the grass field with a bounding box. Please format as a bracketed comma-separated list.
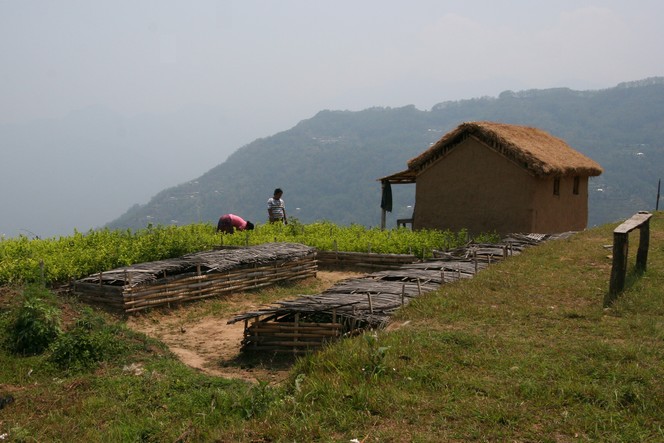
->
[1, 213, 663, 442]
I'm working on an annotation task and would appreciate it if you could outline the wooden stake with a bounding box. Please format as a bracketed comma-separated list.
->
[294, 313, 300, 353]
[253, 317, 259, 349]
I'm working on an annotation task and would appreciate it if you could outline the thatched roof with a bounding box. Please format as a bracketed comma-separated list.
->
[407, 121, 603, 177]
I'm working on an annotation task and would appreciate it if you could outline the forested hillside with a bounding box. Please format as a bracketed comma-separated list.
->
[108, 78, 664, 231]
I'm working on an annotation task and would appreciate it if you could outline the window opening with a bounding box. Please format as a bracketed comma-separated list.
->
[573, 176, 580, 195]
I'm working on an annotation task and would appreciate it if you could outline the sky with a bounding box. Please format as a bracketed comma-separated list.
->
[1, 0, 664, 238]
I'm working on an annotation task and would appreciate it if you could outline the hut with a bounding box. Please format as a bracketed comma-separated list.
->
[379, 121, 603, 235]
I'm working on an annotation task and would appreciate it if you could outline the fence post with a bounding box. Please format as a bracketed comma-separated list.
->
[607, 231, 628, 303]
[636, 216, 651, 271]
[605, 211, 652, 306]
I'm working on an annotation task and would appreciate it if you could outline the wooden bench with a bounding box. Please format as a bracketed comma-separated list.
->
[605, 211, 652, 306]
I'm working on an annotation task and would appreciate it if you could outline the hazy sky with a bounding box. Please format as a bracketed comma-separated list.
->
[1, 0, 663, 237]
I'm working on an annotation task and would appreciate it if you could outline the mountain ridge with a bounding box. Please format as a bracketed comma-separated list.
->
[107, 78, 664, 231]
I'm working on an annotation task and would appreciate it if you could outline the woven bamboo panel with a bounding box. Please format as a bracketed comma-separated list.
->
[231, 233, 564, 354]
[243, 317, 343, 353]
[316, 250, 417, 270]
[73, 243, 317, 313]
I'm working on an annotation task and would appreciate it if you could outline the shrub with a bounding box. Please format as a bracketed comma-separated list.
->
[48, 308, 126, 371]
[3, 285, 62, 355]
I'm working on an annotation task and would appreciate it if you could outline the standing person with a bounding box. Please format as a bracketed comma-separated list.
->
[267, 188, 287, 224]
[217, 214, 254, 234]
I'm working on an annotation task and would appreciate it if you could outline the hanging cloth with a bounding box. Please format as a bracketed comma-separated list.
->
[380, 181, 393, 212]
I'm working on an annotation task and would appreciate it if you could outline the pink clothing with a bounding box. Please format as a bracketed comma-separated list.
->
[226, 214, 248, 230]
[218, 214, 248, 233]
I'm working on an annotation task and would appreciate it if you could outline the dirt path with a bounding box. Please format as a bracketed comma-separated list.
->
[125, 271, 361, 384]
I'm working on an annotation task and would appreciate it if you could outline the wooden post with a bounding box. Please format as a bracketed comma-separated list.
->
[416, 278, 422, 295]
[636, 216, 650, 271]
[294, 313, 300, 354]
[606, 212, 652, 306]
[253, 317, 259, 349]
[196, 264, 202, 298]
[607, 231, 628, 302]
[401, 284, 406, 306]
[367, 293, 373, 314]
[441, 269, 445, 283]
[380, 181, 387, 230]
[473, 249, 478, 274]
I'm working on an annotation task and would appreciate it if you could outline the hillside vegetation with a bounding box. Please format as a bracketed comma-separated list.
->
[0, 221, 484, 286]
[1, 213, 663, 441]
[108, 78, 664, 232]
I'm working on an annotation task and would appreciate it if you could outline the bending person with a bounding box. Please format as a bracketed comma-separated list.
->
[217, 214, 254, 234]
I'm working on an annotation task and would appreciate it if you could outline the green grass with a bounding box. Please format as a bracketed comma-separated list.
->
[2, 213, 664, 441]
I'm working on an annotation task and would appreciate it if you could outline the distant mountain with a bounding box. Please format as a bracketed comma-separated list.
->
[107, 78, 664, 231]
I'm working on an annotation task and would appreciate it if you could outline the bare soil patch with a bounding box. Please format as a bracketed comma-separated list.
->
[125, 271, 362, 384]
